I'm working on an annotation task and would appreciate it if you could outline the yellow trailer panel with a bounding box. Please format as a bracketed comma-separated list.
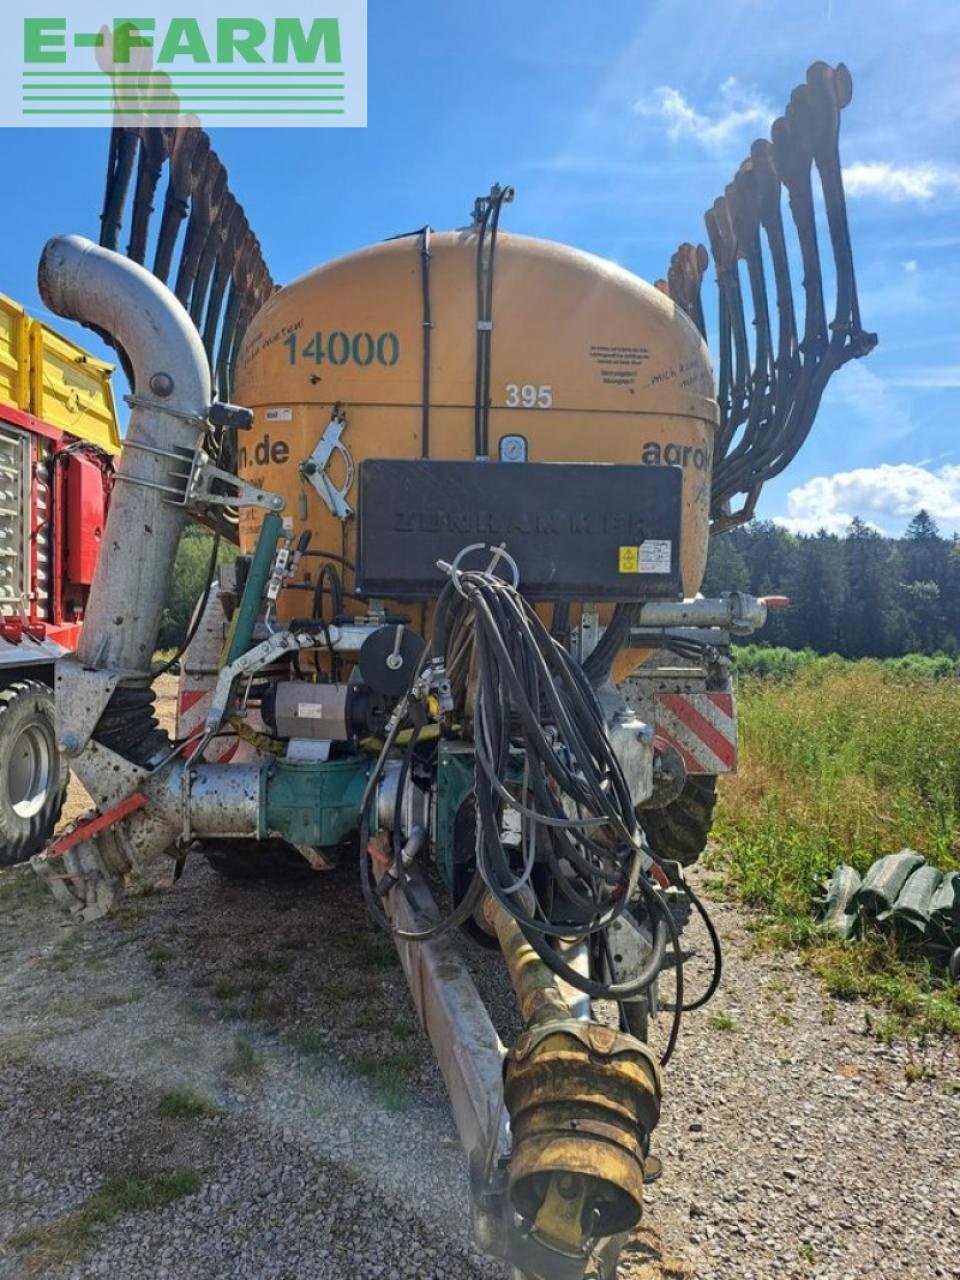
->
[0, 291, 121, 453]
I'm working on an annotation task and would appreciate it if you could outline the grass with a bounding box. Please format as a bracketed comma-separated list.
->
[225, 1034, 262, 1080]
[347, 931, 401, 970]
[714, 656, 960, 1037]
[0, 867, 47, 909]
[157, 1087, 220, 1119]
[211, 978, 246, 1000]
[290, 1029, 326, 1058]
[353, 1047, 419, 1110]
[707, 1011, 737, 1032]
[9, 1168, 201, 1270]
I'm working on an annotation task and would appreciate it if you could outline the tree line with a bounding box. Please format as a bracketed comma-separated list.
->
[702, 511, 960, 657]
[159, 511, 959, 660]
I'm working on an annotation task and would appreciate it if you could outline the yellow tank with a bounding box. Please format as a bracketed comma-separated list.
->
[234, 230, 717, 679]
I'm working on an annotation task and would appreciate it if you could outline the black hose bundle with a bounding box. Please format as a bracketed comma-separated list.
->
[437, 574, 674, 978]
[359, 568, 724, 1063]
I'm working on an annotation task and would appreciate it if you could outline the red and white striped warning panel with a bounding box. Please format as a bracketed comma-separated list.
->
[654, 691, 737, 775]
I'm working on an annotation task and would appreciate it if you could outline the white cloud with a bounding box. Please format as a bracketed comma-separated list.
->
[634, 77, 774, 150]
[887, 365, 960, 389]
[843, 161, 960, 203]
[775, 463, 960, 535]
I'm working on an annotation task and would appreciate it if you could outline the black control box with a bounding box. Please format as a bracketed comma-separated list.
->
[356, 460, 683, 601]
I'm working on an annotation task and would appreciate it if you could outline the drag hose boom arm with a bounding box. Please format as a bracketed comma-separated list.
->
[656, 62, 878, 533]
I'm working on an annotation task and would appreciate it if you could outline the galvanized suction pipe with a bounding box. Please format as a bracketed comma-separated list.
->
[38, 235, 212, 677]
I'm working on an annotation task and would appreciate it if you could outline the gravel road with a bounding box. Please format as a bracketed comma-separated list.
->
[1, 677, 957, 1279]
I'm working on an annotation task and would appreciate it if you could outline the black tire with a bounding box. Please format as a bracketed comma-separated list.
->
[200, 837, 318, 881]
[639, 775, 717, 868]
[0, 680, 68, 867]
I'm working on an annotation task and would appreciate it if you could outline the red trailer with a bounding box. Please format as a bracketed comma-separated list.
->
[0, 292, 119, 864]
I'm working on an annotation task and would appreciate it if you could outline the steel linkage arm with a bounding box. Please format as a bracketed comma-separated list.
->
[657, 62, 877, 534]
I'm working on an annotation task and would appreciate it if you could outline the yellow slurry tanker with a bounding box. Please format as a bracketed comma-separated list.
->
[33, 63, 874, 1280]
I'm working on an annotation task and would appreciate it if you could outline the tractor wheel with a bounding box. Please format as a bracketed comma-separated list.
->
[0, 680, 68, 867]
[639, 775, 718, 868]
[200, 837, 318, 881]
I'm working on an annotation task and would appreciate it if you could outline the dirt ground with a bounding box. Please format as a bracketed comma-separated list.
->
[0, 677, 957, 1279]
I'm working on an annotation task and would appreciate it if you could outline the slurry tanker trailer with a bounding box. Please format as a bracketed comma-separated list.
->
[33, 62, 874, 1280]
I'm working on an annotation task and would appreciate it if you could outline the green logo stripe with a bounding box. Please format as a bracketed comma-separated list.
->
[22, 107, 347, 114]
[23, 94, 345, 101]
[22, 82, 345, 88]
[22, 70, 346, 77]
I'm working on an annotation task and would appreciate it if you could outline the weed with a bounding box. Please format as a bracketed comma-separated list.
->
[91, 989, 144, 1010]
[348, 932, 400, 970]
[323, 975, 368, 1005]
[41, 930, 83, 973]
[225, 1034, 262, 1080]
[904, 1062, 933, 1084]
[217, 1005, 247, 1023]
[354, 1047, 419, 1110]
[114, 902, 146, 928]
[212, 979, 245, 1000]
[266, 955, 294, 975]
[146, 944, 174, 977]
[157, 1088, 220, 1119]
[707, 1012, 737, 1032]
[290, 1029, 326, 1058]
[798, 1243, 817, 1264]
[0, 869, 46, 909]
[9, 1167, 201, 1269]
[715, 659, 960, 1038]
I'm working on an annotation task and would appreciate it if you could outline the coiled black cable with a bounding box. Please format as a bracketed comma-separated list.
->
[358, 564, 722, 1056]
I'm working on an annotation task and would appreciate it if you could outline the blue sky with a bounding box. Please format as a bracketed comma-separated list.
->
[2, 0, 958, 536]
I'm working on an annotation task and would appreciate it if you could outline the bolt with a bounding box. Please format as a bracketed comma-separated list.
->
[149, 371, 174, 397]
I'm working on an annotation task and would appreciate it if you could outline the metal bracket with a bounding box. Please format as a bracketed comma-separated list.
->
[115, 437, 285, 514]
[205, 629, 324, 734]
[300, 413, 355, 520]
[573, 606, 602, 662]
[187, 460, 285, 513]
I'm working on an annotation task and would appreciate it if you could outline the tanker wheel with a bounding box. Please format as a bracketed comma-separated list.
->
[0, 680, 68, 867]
[639, 775, 718, 868]
[200, 837, 319, 881]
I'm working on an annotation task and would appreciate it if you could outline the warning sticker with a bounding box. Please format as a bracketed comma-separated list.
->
[619, 541, 672, 574]
[618, 546, 640, 573]
[638, 540, 672, 573]
[265, 407, 293, 422]
[589, 343, 649, 387]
